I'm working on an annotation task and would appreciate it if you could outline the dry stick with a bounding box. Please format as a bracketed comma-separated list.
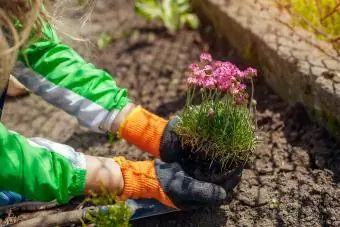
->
[330, 36, 340, 42]
[9, 205, 126, 227]
[9, 209, 85, 227]
[0, 201, 59, 213]
[320, 1, 340, 23]
[291, 11, 331, 39]
[250, 78, 257, 131]
[314, 0, 323, 24]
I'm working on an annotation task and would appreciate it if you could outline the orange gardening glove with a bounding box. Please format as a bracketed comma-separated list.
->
[113, 156, 227, 210]
[118, 106, 184, 162]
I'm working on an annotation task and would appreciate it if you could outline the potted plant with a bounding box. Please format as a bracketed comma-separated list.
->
[174, 52, 259, 186]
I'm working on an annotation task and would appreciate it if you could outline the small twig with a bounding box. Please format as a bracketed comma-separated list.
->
[314, 0, 323, 24]
[249, 78, 254, 113]
[293, 12, 331, 39]
[8, 209, 84, 227]
[330, 36, 340, 42]
[250, 78, 257, 131]
[0, 201, 58, 213]
[320, 2, 340, 23]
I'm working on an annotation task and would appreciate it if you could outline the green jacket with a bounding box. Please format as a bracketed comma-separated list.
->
[0, 24, 130, 204]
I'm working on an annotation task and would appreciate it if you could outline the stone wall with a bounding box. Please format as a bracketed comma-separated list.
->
[192, 0, 340, 139]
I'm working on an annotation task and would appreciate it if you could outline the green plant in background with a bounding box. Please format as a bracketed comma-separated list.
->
[277, 0, 340, 50]
[134, 0, 200, 34]
[174, 53, 258, 169]
[83, 188, 132, 227]
[97, 32, 113, 50]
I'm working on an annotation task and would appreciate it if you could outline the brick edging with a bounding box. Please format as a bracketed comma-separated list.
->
[192, 0, 340, 139]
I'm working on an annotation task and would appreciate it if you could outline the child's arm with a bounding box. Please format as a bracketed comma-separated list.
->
[14, 24, 202, 165]
[13, 24, 173, 160]
[0, 121, 123, 203]
[15, 31, 187, 162]
[0, 122, 87, 203]
[0, 122, 226, 209]
[16, 23, 132, 134]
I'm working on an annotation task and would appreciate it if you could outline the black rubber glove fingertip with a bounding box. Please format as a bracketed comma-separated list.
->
[159, 117, 183, 162]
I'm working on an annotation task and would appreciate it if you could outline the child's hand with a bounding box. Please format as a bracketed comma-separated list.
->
[157, 116, 186, 162]
[117, 106, 189, 162]
[113, 157, 226, 210]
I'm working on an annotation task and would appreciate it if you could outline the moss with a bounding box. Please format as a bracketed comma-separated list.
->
[83, 189, 132, 227]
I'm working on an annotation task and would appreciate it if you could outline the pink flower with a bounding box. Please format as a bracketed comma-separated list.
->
[229, 82, 247, 95]
[213, 62, 241, 82]
[240, 67, 257, 79]
[218, 81, 232, 92]
[213, 66, 227, 78]
[217, 76, 235, 91]
[214, 61, 224, 67]
[225, 63, 242, 77]
[235, 93, 249, 104]
[200, 52, 213, 63]
[238, 83, 246, 92]
[201, 76, 217, 89]
[187, 76, 199, 86]
[197, 69, 207, 78]
[189, 63, 200, 72]
[229, 82, 241, 95]
[186, 52, 257, 99]
[203, 65, 213, 74]
[245, 67, 257, 77]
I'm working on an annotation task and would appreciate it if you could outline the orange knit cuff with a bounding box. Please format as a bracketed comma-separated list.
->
[113, 157, 176, 209]
[118, 106, 168, 157]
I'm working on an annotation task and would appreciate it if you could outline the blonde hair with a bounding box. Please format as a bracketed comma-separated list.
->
[0, 0, 96, 92]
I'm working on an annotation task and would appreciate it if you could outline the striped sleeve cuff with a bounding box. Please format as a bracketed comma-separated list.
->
[13, 62, 121, 133]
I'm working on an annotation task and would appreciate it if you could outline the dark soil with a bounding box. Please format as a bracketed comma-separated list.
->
[177, 143, 244, 191]
[1, 0, 340, 226]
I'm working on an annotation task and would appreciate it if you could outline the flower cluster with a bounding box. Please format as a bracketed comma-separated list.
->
[187, 53, 257, 104]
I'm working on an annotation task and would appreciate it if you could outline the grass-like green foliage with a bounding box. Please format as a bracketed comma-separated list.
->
[84, 189, 132, 227]
[277, 0, 340, 49]
[134, 0, 199, 34]
[174, 53, 258, 170]
[175, 96, 257, 169]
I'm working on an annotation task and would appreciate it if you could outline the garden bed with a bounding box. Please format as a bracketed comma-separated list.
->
[1, 0, 340, 226]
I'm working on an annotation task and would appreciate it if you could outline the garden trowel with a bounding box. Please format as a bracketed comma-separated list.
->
[126, 199, 179, 220]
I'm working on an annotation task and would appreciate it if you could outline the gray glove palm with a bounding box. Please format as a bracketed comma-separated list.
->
[154, 159, 227, 210]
